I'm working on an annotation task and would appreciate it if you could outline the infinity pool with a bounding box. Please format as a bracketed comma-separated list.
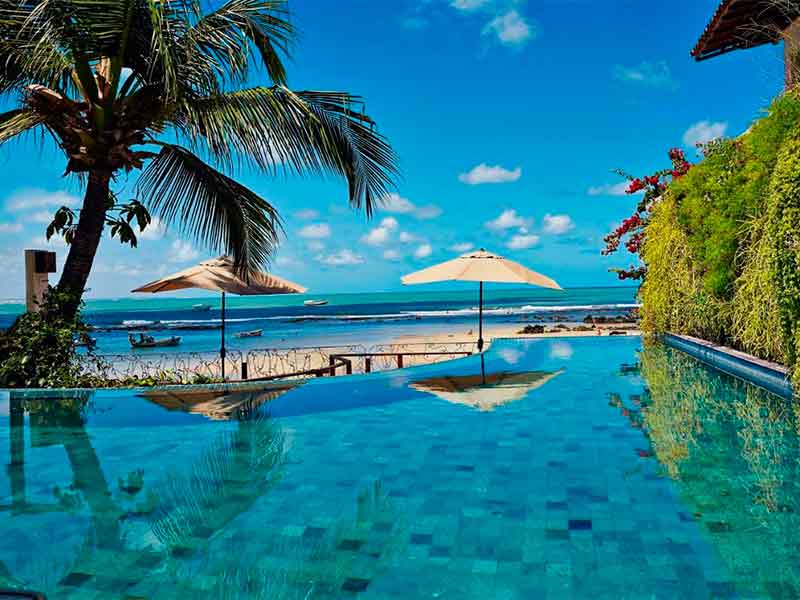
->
[1, 337, 799, 599]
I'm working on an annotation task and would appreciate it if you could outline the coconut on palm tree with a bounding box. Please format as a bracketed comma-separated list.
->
[0, 0, 398, 319]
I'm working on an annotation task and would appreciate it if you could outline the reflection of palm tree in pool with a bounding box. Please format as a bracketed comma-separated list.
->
[2, 394, 287, 596]
[4, 393, 412, 598]
[148, 412, 287, 551]
[2, 392, 123, 595]
[194, 479, 410, 600]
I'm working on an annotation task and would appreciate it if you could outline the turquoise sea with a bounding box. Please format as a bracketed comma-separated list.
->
[0, 286, 638, 355]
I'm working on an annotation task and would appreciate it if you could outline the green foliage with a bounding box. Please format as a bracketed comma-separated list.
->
[0, 0, 399, 283]
[766, 133, 800, 377]
[0, 288, 104, 388]
[641, 91, 800, 386]
[639, 194, 730, 343]
[665, 92, 800, 299]
[731, 214, 785, 364]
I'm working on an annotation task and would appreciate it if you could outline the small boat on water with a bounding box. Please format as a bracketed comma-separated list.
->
[235, 329, 263, 338]
[74, 336, 97, 348]
[192, 303, 212, 311]
[303, 299, 328, 307]
[129, 334, 182, 348]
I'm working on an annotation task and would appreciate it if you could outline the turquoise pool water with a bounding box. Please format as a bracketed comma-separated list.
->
[1, 337, 799, 599]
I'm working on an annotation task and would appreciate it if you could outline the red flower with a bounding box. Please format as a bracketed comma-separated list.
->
[626, 178, 646, 194]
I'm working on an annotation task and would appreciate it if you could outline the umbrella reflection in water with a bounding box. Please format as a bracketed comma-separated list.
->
[138, 382, 299, 421]
[410, 354, 565, 412]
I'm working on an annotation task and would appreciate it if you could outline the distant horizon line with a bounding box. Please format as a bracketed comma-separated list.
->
[0, 283, 638, 304]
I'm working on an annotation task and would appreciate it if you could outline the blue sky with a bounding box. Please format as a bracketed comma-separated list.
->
[0, 0, 787, 298]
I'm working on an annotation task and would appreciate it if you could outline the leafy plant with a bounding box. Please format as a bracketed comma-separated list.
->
[0, 0, 399, 321]
[0, 287, 105, 388]
[617, 90, 800, 386]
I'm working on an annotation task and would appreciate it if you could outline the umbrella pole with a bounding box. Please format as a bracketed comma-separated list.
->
[477, 281, 484, 352]
[221, 291, 226, 381]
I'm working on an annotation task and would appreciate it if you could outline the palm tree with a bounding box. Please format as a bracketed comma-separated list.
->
[0, 0, 398, 319]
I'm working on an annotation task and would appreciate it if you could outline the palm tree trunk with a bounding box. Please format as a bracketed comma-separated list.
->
[57, 170, 111, 319]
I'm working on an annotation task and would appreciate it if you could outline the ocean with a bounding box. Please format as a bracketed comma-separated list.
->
[0, 286, 639, 356]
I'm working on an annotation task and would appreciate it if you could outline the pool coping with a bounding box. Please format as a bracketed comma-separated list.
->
[663, 333, 793, 399]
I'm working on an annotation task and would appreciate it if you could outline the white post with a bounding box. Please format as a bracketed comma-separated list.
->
[24, 249, 56, 312]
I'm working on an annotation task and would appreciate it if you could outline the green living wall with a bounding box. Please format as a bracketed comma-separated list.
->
[639, 91, 800, 382]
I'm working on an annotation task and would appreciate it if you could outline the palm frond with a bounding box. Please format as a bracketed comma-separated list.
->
[0, 108, 44, 145]
[175, 86, 399, 215]
[185, 0, 293, 86]
[0, 3, 75, 96]
[137, 143, 282, 274]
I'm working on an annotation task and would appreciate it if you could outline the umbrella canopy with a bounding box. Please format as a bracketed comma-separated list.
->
[401, 249, 562, 351]
[410, 368, 564, 412]
[132, 257, 307, 380]
[401, 249, 562, 289]
[132, 256, 307, 296]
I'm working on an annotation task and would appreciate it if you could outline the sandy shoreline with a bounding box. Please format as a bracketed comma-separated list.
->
[392, 321, 641, 347]
[97, 321, 640, 382]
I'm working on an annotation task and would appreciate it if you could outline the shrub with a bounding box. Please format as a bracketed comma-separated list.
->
[0, 288, 103, 388]
[609, 90, 800, 387]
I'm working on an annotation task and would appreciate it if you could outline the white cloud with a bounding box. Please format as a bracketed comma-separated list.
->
[683, 120, 728, 147]
[613, 61, 675, 89]
[316, 249, 364, 266]
[507, 233, 540, 249]
[542, 214, 574, 235]
[294, 208, 319, 220]
[451, 0, 489, 10]
[587, 182, 631, 197]
[362, 217, 400, 246]
[498, 347, 522, 365]
[31, 233, 67, 246]
[486, 209, 530, 231]
[275, 255, 299, 267]
[414, 205, 443, 219]
[414, 243, 433, 259]
[482, 10, 533, 46]
[0, 222, 23, 233]
[459, 163, 522, 185]
[306, 240, 325, 252]
[451, 242, 474, 253]
[299, 223, 331, 239]
[23, 210, 56, 224]
[383, 249, 401, 261]
[549, 341, 574, 360]
[93, 261, 146, 278]
[363, 227, 391, 246]
[380, 216, 399, 230]
[139, 217, 167, 240]
[169, 240, 199, 263]
[399, 231, 416, 243]
[380, 192, 416, 214]
[378, 193, 442, 220]
[6, 189, 80, 211]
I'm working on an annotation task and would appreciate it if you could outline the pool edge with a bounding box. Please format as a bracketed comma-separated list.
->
[663, 333, 793, 399]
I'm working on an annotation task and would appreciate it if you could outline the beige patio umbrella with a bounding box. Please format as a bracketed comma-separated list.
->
[132, 256, 307, 379]
[401, 249, 562, 351]
[411, 366, 565, 412]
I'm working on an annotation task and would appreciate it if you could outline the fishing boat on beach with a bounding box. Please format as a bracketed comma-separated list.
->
[234, 329, 263, 338]
[129, 333, 182, 348]
[303, 299, 328, 307]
